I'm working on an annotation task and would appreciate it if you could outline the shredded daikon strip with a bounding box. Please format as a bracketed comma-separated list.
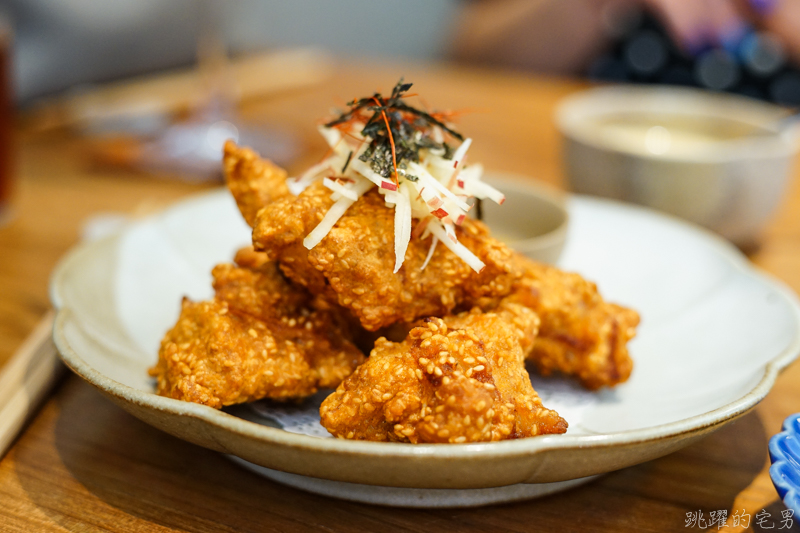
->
[451, 137, 472, 167]
[452, 165, 480, 195]
[383, 183, 413, 272]
[441, 198, 467, 224]
[349, 158, 387, 188]
[304, 121, 503, 272]
[323, 177, 358, 200]
[423, 156, 453, 181]
[408, 162, 470, 211]
[318, 125, 350, 157]
[443, 221, 458, 243]
[303, 177, 373, 249]
[408, 182, 447, 221]
[458, 163, 483, 183]
[303, 197, 352, 250]
[466, 180, 506, 205]
[290, 156, 343, 194]
[420, 236, 438, 270]
[428, 223, 485, 273]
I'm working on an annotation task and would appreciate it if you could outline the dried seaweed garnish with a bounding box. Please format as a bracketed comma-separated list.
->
[325, 79, 465, 183]
[341, 150, 353, 174]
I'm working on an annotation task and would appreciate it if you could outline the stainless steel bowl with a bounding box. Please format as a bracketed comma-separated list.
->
[556, 85, 800, 246]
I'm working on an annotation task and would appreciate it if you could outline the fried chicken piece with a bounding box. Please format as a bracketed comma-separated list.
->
[231, 245, 270, 269]
[320, 308, 567, 443]
[151, 299, 321, 407]
[220, 144, 637, 389]
[223, 245, 376, 354]
[213, 256, 365, 387]
[221, 143, 517, 331]
[149, 253, 366, 408]
[492, 255, 640, 390]
[223, 141, 291, 227]
[252, 181, 518, 331]
[212, 250, 308, 321]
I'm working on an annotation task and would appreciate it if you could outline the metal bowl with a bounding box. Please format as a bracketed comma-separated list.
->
[556, 85, 800, 246]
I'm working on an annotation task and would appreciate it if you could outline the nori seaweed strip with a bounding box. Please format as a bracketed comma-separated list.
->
[392, 102, 464, 141]
[326, 80, 465, 181]
[341, 151, 353, 173]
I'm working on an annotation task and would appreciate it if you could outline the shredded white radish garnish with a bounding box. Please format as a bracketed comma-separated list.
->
[443, 221, 458, 243]
[303, 196, 353, 250]
[407, 162, 470, 212]
[290, 160, 334, 195]
[323, 177, 358, 201]
[303, 177, 373, 249]
[384, 183, 412, 273]
[348, 158, 387, 188]
[420, 236, 438, 270]
[428, 223, 485, 273]
[293, 122, 503, 273]
[451, 137, 472, 168]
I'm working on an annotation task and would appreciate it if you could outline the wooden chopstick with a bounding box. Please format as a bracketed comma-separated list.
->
[0, 312, 64, 458]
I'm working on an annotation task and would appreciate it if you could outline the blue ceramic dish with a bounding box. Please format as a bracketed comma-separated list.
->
[769, 413, 800, 515]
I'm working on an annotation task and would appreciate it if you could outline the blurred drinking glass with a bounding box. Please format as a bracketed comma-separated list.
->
[0, 13, 12, 225]
[136, 0, 296, 180]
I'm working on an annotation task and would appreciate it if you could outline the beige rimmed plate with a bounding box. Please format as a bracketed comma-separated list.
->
[50, 178, 800, 508]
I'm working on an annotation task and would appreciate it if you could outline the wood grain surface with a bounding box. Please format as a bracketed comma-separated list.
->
[1, 59, 799, 532]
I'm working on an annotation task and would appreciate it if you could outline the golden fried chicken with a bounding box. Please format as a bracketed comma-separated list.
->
[220, 144, 637, 390]
[212, 253, 365, 388]
[212, 249, 308, 320]
[252, 181, 518, 331]
[490, 255, 640, 390]
[320, 308, 567, 443]
[151, 299, 321, 407]
[149, 251, 365, 408]
[223, 141, 291, 227]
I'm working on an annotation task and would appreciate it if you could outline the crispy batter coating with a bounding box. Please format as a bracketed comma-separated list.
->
[226, 246, 378, 353]
[212, 252, 308, 321]
[223, 141, 291, 227]
[253, 181, 518, 331]
[320, 309, 567, 443]
[149, 254, 365, 408]
[493, 255, 640, 390]
[150, 299, 320, 407]
[212, 256, 365, 388]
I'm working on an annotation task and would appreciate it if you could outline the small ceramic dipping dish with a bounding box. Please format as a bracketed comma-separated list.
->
[769, 413, 800, 515]
[483, 175, 569, 264]
[556, 85, 800, 246]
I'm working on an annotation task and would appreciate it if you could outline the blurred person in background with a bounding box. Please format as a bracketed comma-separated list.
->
[453, 0, 800, 104]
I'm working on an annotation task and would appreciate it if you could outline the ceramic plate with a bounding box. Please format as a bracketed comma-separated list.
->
[51, 183, 800, 504]
[769, 413, 800, 515]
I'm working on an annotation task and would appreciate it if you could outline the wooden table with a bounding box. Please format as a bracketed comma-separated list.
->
[1, 60, 799, 532]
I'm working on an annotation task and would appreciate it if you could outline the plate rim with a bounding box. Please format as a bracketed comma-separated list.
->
[50, 189, 800, 462]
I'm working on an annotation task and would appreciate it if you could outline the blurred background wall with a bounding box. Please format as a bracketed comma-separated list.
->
[5, 0, 460, 103]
